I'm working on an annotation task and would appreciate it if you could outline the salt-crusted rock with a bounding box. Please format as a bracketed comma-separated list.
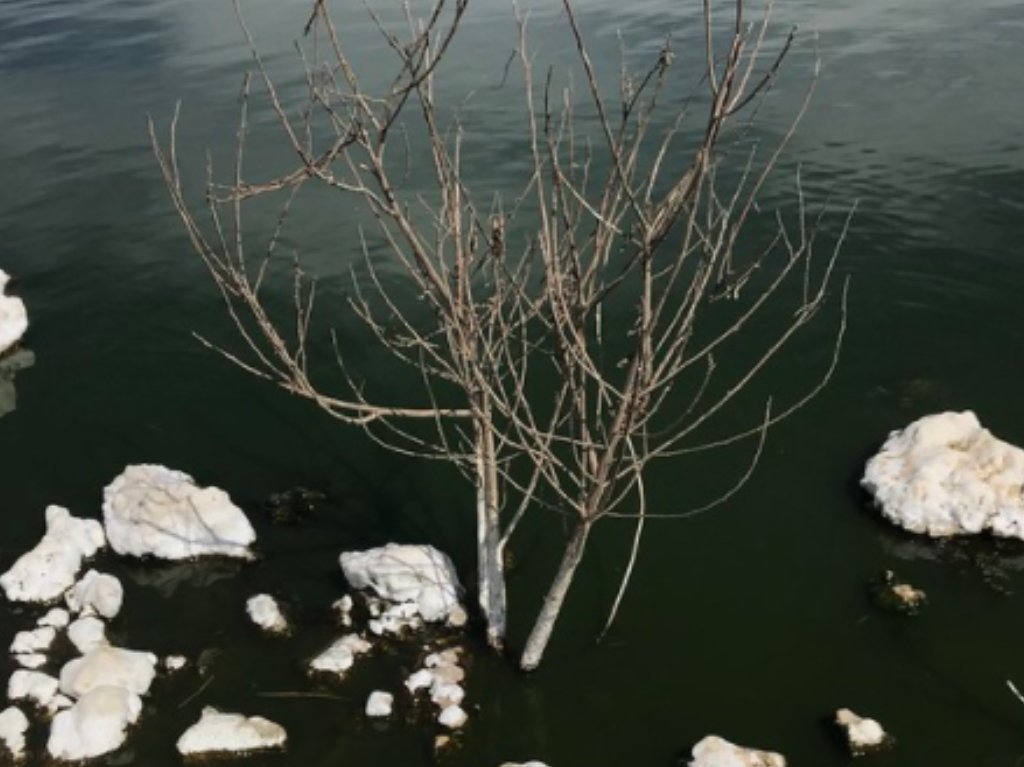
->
[0, 270, 28, 357]
[405, 669, 434, 693]
[834, 708, 891, 755]
[689, 735, 786, 767]
[309, 634, 372, 677]
[340, 544, 461, 623]
[8, 670, 59, 708]
[47, 685, 142, 761]
[66, 570, 123, 619]
[431, 682, 465, 708]
[438, 704, 468, 729]
[46, 695, 73, 715]
[164, 655, 188, 672]
[10, 627, 55, 655]
[0, 706, 28, 762]
[0, 506, 105, 603]
[67, 617, 107, 655]
[366, 690, 393, 717]
[863, 411, 1024, 539]
[246, 594, 288, 634]
[13, 654, 46, 670]
[332, 595, 354, 627]
[38, 608, 70, 629]
[102, 464, 256, 560]
[176, 707, 286, 756]
[59, 645, 157, 699]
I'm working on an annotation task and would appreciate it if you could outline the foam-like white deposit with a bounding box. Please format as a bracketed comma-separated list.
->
[0, 506, 105, 603]
[689, 736, 786, 767]
[0, 706, 28, 762]
[246, 594, 288, 634]
[0, 270, 28, 357]
[863, 411, 1024, 539]
[47, 686, 142, 761]
[102, 464, 256, 560]
[340, 544, 462, 623]
[66, 570, 123, 619]
[176, 708, 286, 756]
[58, 645, 157, 699]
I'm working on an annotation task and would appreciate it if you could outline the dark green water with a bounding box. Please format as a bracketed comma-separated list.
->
[2, 0, 1024, 765]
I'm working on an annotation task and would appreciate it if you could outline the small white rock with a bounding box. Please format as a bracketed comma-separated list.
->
[47, 685, 142, 761]
[689, 735, 786, 767]
[8, 670, 59, 708]
[430, 682, 465, 707]
[164, 655, 188, 672]
[66, 570, 123, 619]
[309, 634, 372, 677]
[67, 617, 107, 655]
[10, 627, 55, 655]
[365, 691, 393, 718]
[835, 708, 890, 754]
[437, 704, 468, 729]
[405, 669, 434, 693]
[37, 608, 70, 629]
[246, 594, 288, 634]
[0, 706, 28, 762]
[12, 654, 46, 670]
[176, 707, 286, 756]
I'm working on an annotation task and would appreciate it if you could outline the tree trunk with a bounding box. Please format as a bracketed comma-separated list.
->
[519, 520, 591, 671]
[475, 413, 507, 650]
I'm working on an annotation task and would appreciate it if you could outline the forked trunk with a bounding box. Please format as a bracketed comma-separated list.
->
[518, 520, 591, 671]
[475, 414, 507, 650]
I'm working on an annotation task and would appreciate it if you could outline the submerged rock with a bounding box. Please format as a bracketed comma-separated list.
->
[0, 706, 28, 762]
[37, 608, 70, 629]
[0, 347, 33, 420]
[689, 735, 786, 767]
[0, 506, 106, 603]
[176, 707, 286, 756]
[863, 411, 1024, 539]
[246, 594, 288, 634]
[834, 708, 892, 755]
[0, 270, 27, 357]
[340, 544, 462, 623]
[47, 685, 142, 761]
[9, 627, 55, 655]
[870, 570, 927, 614]
[103, 464, 256, 560]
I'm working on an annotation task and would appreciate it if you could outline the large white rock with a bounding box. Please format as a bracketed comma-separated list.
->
[176, 707, 286, 756]
[0, 706, 28, 762]
[0, 270, 27, 357]
[340, 544, 462, 622]
[102, 464, 256, 559]
[246, 594, 288, 634]
[47, 685, 142, 761]
[689, 736, 786, 767]
[0, 506, 106, 603]
[58, 645, 157, 699]
[862, 411, 1024, 539]
[66, 570, 123, 619]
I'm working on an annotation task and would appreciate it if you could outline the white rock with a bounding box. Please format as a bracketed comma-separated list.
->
[164, 655, 188, 672]
[0, 348, 33, 420]
[67, 617, 107, 655]
[430, 682, 465, 707]
[437, 704, 468, 729]
[176, 707, 286, 756]
[365, 690, 393, 717]
[102, 464, 256, 560]
[10, 627, 55, 655]
[37, 608, 70, 629]
[0, 270, 28, 357]
[8, 670, 59, 708]
[309, 634, 372, 676]
[834, 708, 890, 754]
[13, 654, 46, 670]
[59, 645, 157, 699]
[47, 685, 142, 761]
[46, 694, 73, 715]
[0, 506, 106, 603]
[0, 706, 28, 761]
[66, 570, 123, 619]
[246, 594, 288, 634]
[689, 736, 786, 767]
[405, 668, 434, 693]
[863, 411, 1024, 539]
[340, 544, 462, 622]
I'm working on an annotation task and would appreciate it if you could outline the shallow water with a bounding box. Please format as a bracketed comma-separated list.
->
[2, 0, 1024, 765]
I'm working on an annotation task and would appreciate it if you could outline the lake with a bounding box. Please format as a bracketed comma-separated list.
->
[1, 0, 1024, 764]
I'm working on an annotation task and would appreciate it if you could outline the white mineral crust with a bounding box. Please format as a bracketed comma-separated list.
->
[66, 570, 123, 619]
[246, 594, 288, 634]
[340, 544, 462, 622]
[863, 411, 1024, 539]
[0, 270, 27, 356]
[176, 707, 286, 755]
[47, 686, 142, 761]
[102, 464, 256, 559]
[689, 735, 786, 767]
[0, 506, 105, 603]
[0, 706, 28, 761]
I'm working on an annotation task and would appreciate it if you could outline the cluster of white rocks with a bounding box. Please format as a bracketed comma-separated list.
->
[405, 647, 468, 730]
[0, 269, 27, 358]
[863, 411, 1024, 540]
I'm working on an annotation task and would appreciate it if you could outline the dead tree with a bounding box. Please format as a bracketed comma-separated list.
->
[152, 0, 849, 670]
